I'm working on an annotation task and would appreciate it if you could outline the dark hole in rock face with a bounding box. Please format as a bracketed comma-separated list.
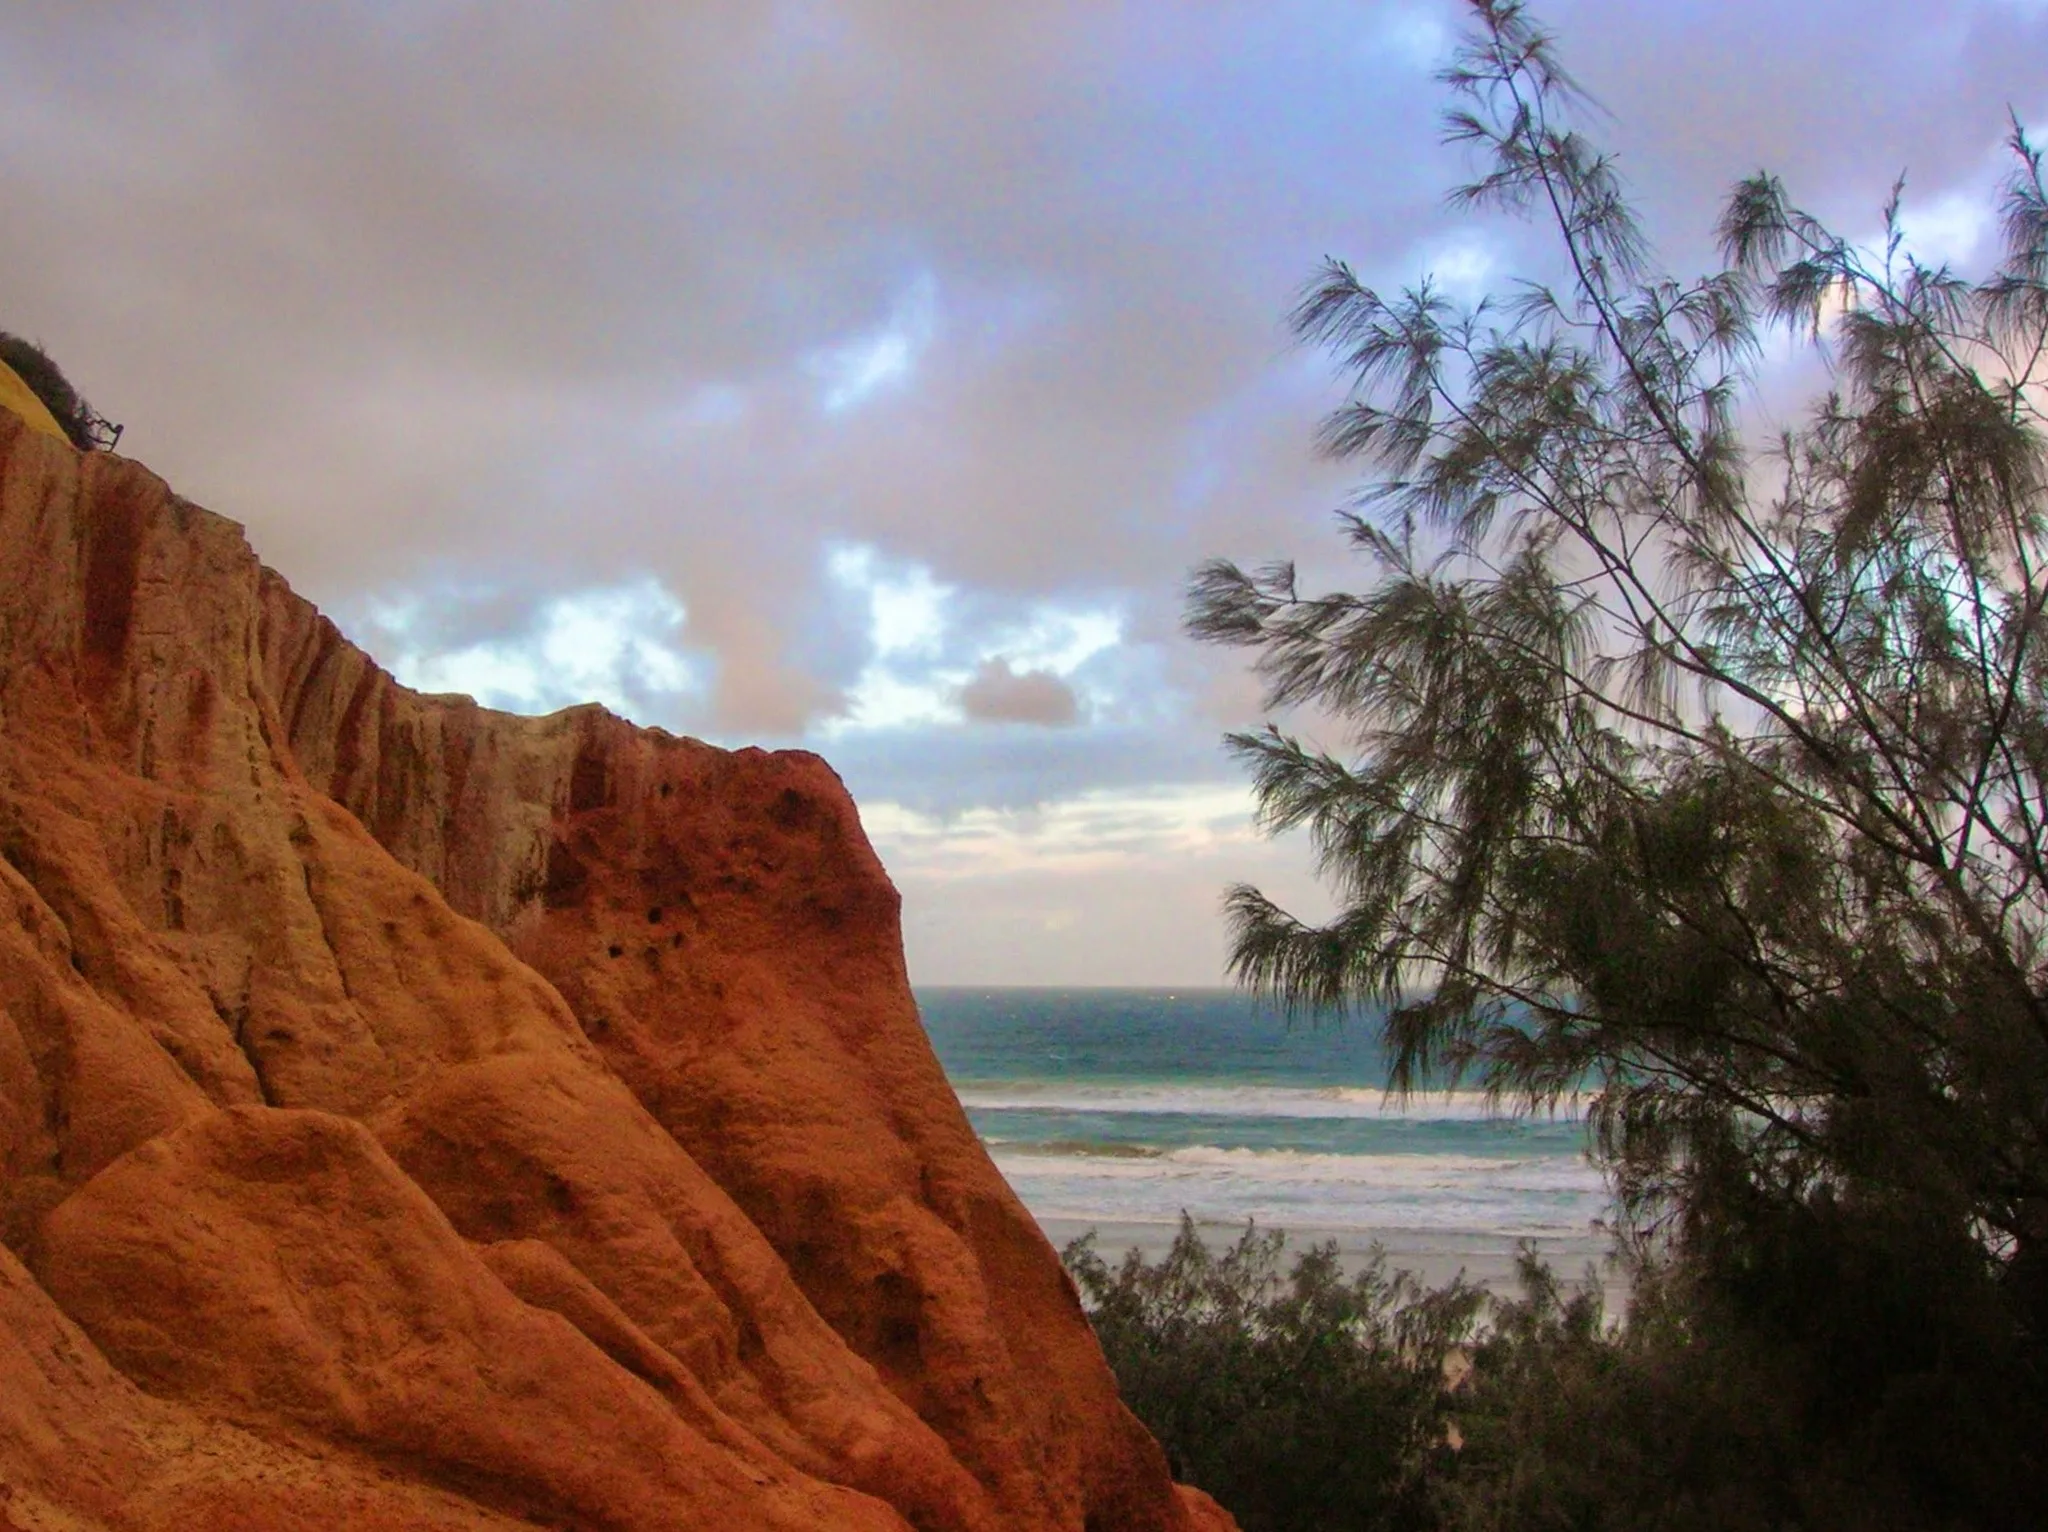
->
[646, 906, 662, 923]
[768, 786, 816, 831]
[659, 781, 673, 798]
[607, 944, 624, 959]
[872, 1270, 923, 1372]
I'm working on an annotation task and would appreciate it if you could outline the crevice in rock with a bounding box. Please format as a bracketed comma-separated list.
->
[293, 855, 356, 1005]
[211, 987, 273, 1108]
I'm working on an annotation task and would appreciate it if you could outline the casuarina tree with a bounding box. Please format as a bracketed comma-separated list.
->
[1189, 11, 2048, 1519]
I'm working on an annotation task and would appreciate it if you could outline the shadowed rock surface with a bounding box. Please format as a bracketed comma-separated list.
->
[0, 410, 1237, 1532]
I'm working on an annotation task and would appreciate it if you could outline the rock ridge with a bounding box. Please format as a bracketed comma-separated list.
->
[0, 411, 1236, 1532]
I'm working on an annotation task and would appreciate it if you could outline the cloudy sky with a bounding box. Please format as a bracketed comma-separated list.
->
[5, 0, 2046, 983]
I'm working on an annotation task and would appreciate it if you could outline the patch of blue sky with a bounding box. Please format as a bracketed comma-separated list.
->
[826, 723, 1201, 818]
[823, 542, 961, 731]
[824, 659, 1208, 823]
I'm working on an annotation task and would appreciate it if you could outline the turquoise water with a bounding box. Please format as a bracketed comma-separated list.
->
[917, 987, 1607, 1240]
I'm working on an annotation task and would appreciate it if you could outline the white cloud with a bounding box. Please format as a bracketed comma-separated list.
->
[1895, 184, 1998, 270]
[1415, 235, 1501, 304]
[810, 271, 939, 414]
[827, 542, 953, 656]
[823, 542, 963, 730]
[1375, 5, 1454, 72]
[822, 543, 1133, 735]
[874, 573, 952, 657]
[371, 576, 705, 722]
[836, 667, 963, 732]
[986, 606, 1122, 676]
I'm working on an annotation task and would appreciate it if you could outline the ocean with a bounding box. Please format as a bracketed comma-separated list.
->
[917, 987, 1616, 1292]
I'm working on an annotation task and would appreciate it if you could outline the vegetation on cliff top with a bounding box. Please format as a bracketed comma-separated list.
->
[0, 332, 120, 452]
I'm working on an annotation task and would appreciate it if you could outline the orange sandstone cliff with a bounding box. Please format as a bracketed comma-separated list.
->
[0, 410, 1236, 1532]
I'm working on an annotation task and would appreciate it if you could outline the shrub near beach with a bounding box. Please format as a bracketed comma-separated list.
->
[1071, 1216, 2047, 1530]
[1064, 1217, 1481, 1532]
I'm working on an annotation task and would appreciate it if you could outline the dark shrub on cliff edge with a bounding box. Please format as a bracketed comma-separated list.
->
[0, 332, 118, 451]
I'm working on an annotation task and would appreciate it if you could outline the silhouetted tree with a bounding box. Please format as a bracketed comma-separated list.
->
[0, 332, 120, 451]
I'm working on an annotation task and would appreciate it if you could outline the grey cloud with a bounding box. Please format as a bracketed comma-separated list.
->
[5, 0, 2044, 763]
[955, 659, 1082, 727]
[1546, 0, 2048, 261]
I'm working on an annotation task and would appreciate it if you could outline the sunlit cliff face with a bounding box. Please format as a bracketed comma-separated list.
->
[4, 0, 2044, 981]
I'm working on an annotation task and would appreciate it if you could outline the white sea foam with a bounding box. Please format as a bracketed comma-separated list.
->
[956, 1081, 1587, 1122]
[992, 1144, 1599, 1189]
[989, 1144, 1608, 1236]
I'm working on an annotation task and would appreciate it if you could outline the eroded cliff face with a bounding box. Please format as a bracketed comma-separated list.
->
[0, 412, 1235, 1532]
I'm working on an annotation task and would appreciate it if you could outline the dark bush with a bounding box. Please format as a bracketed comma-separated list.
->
[1073, 1218, 2048, 1532]
[1064, 1216, 1482, 1532]
[1435, 1252, 1807, 1532]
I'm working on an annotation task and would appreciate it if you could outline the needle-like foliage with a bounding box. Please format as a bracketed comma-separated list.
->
[1190, 0, 2048, 1281]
